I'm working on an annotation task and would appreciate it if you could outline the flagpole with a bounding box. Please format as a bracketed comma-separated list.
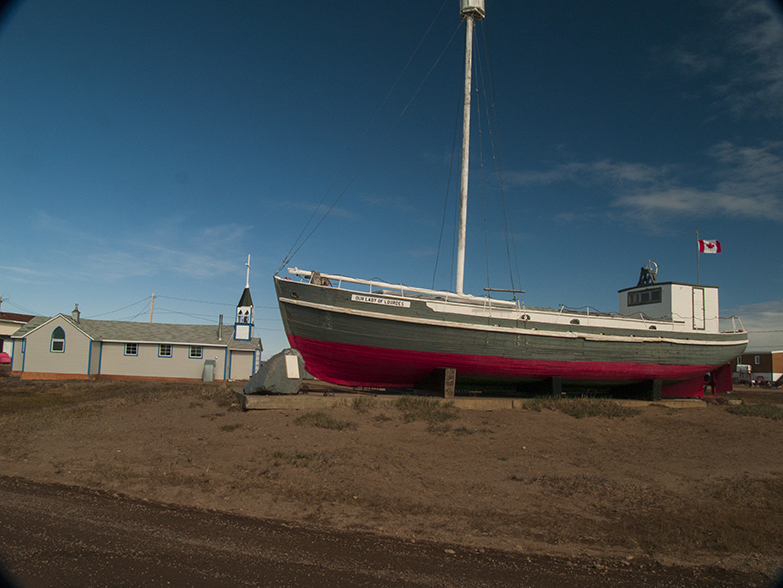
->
[696, 228, 700, 285]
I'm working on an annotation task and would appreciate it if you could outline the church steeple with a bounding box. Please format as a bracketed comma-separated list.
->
[234, 255, 254, 341]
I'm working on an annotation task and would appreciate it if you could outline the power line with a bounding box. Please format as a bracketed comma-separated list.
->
[86, 296, 152, 318]
[156, 295, 232, 306]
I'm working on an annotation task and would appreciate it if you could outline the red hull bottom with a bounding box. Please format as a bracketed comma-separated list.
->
[288, 335, 729, 398]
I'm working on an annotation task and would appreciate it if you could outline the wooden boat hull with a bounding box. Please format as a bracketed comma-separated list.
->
[275, 276, 748, 393]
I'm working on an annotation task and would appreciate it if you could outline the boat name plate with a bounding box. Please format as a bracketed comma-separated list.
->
[351, 294, 411, 308]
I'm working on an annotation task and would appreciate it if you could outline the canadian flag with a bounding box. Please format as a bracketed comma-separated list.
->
[698, 239, 721, 254]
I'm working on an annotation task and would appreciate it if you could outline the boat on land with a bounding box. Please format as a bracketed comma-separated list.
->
[274, 1, 748, 397]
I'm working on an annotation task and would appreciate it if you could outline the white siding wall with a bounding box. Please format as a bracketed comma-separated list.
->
[18, 318, 91, 375]
[704, 288, 720, 332]
[99, 342, 227, 379]
[619, 286, 673, 320]
[670, 285, 719, 332]
[669, 285, 693, 328]
[619, 283, 720, 333]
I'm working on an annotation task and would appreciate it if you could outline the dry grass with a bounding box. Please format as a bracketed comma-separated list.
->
[394, 396, 457, 424]
[294, 411, 357, 431]
[350, 396, 377, 413]
[523, 397, 641, 419]
[0, 379, 236, 415]
[3, 378, 782, 568]
[726, 402, 783, 420]
[504, 473, 783, 555]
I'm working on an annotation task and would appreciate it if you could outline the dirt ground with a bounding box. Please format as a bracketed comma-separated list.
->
[1, 376, 782, 582]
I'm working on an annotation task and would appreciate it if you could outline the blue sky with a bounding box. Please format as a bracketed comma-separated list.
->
[1, 0, 782, 357]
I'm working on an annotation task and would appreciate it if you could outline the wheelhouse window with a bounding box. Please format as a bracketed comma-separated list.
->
[627, 288, 662, 307]
[125, 343, 138, 356]
[50, 327, 65, 352]
[189, 345, 203, 359]
[159, 344, 172, 358]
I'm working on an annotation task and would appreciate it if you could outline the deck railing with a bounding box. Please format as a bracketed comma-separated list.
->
[284, 268, 746, 334]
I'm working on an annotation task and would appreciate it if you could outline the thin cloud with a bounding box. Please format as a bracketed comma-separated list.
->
[512, 141, 783, 223]
[612, 187, 783, 221]
[689, 0, 783, 119]
[723, 298, 783, 350]
[507, 160, 667, 187]
[0, 265, 45, 276]
[359, 193, 418, 214]
[669, 47, 723, 75]
[406, 247, 437, 258]
[613, 140, 783, 221]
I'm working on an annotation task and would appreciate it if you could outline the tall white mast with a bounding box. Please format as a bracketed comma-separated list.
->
[456, 1, 485, 295]
[245, 254, 251, 288]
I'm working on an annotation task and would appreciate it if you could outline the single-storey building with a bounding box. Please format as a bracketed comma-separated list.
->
[9, 283, 262, 381]
[732, 351, 783, 386]
[1, 311, 35, 354]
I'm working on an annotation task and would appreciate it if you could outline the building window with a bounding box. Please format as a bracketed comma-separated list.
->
[755, 355, 761, 365]
[50, 327, 65, 352]
[627, 288, 662, 307]
[159, 344, 172, 358]
[189, 345, 203, 359]
[125, 343, 138, 356]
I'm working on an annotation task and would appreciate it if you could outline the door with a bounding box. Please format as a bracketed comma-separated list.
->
[692, 288, 705, 330]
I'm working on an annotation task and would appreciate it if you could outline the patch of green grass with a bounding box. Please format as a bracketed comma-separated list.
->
[294, 411, 357, 431]
[726, 402, 783, 420]
[394, 396, 457, 424]
[522, 397, 640, 419]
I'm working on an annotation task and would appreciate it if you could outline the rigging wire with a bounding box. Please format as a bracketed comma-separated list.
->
[480, 19, 522, 293]
[431, 87, 463, 291]
[276, 1, 460, 274]
[429, 17, 522, 299]
[472, 29, 492, 294]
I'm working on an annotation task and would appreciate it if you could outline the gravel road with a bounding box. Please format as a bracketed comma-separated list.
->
[0, 476, 771, 587]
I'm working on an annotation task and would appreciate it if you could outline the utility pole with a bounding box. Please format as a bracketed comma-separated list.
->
[149, 293, 155, 323]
